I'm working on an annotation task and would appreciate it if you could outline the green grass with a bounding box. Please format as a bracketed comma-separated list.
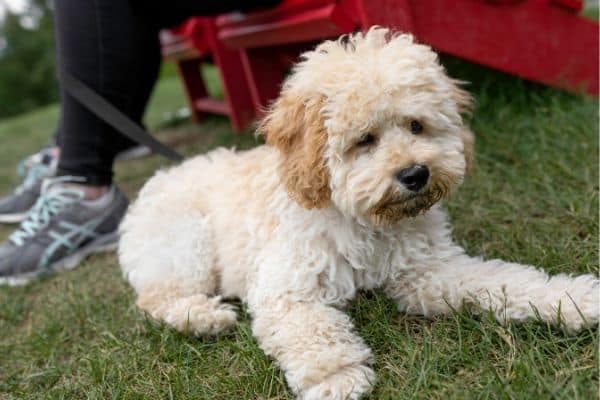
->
[0, 60, 598, 399]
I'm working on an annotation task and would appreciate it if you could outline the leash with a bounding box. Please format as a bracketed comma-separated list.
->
[58, 68, 184, 162]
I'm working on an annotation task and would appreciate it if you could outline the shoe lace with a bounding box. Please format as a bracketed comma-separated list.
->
[9, 177, 85, 247]
[16, 158, 29, 179]
[17, 150, 45, 179]
[14, 162, 52, 195]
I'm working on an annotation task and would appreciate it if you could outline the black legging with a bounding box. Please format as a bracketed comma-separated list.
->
[54, 0, 280, 185]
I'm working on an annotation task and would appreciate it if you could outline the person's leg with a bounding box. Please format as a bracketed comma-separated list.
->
[55, 0, 282, 197]
[54, 0, 162, 194]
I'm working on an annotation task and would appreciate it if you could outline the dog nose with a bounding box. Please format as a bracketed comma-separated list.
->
[396, 165, 430, 192]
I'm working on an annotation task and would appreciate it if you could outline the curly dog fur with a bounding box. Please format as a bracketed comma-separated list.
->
[119, 28, 599, 400]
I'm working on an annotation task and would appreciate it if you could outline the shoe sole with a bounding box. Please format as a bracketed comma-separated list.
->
[0, 231, 120, 287]
[0, 212, 28, 224]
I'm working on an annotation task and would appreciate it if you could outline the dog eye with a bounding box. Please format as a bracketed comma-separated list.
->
[409, 120, 424, 135]
[356, 133, 376, 147]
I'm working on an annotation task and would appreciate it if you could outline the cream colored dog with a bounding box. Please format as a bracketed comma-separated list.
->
[119, 28, 598, 400]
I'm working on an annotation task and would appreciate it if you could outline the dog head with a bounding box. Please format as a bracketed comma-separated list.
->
[261, 27, 474, 227]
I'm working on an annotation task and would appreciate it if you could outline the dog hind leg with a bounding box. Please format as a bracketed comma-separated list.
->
[136, 281, 237, 336]
[120, 208, 237, 336]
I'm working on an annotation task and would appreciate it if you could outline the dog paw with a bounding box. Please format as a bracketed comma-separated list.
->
[188, 305, 238, 336]
[164, 295, 238, 336]
[300, 364, 375, 400]
[554, 275, 599, 333]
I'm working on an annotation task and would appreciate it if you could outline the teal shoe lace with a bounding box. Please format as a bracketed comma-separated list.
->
[9, 177, 85, 247]
[16, 148, 55, 179]
[14, 161, 53, 195]
[16, 158, 28, 179]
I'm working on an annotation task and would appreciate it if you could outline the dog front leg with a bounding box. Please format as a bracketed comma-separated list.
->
[385, 255, 599, 332]
[250, 296, 375, 400]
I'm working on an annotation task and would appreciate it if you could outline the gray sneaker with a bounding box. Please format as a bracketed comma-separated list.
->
[0, 150, 57, 223]
[0, 176, 129, 286]
[16, 147, 56, 179]
[2, 144, 148, 225]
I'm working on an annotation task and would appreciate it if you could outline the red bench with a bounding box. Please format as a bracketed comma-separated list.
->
[218, 0, 598, 116]
[161, 18, 255, 132]
[164, 0, 599, 131]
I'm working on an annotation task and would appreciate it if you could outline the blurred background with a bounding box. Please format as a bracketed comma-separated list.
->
[0, 0, 55, 120]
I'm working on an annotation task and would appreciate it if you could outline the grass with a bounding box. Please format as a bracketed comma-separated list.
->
[0, 59, 598, 399]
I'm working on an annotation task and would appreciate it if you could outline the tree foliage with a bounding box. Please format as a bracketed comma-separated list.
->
[0, 0, 56, 119]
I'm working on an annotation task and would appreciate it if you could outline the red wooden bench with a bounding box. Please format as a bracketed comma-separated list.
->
[161, 18, 256, 132]
[217, 0, 598, 117]
[164, 0, 599, 131]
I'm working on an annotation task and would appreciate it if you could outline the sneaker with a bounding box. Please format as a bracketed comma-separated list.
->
[0, 145, 146, 224]
[16, 146, 56, 179]
[1, 143, 148, 224]
[16, 144, 150, 179]
[0, 151, 57, 223]
[0, 176, 129, 286]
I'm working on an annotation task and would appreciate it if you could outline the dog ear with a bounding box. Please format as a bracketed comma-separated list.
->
[260, 93, 331, 209]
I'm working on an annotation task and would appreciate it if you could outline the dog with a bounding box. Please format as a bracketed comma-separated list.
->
[118, 28, 599, 400]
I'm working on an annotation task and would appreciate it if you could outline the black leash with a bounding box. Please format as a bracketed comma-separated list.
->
[58, 69, 184, 162]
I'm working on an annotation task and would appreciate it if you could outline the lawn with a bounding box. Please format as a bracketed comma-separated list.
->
[0, 58, 598, 400]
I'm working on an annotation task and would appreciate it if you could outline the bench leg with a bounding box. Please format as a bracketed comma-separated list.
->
[240, 47, 286, 118]
[176, 58, 209, 123]
[207, 44, 256, 132]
